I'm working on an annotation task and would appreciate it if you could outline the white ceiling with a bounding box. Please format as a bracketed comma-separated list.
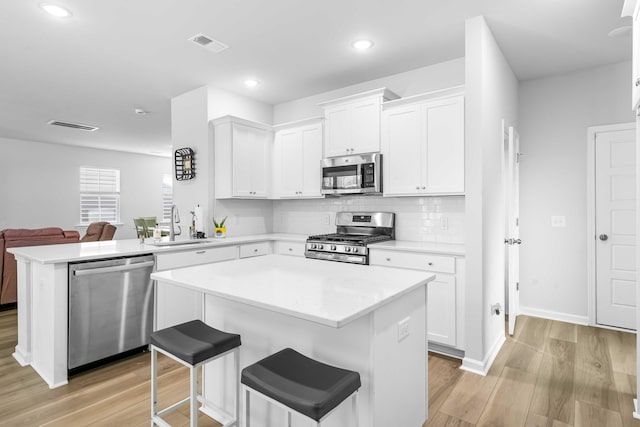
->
[0, 0, 631, 156]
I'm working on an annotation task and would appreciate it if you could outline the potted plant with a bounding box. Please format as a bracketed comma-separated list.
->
[213, 216, 227, 238]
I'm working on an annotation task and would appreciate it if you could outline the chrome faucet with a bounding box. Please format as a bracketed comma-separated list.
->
[170, 204, 181, 241]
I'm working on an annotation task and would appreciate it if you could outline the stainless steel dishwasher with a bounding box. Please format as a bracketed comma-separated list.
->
[68, 254, 155, 371]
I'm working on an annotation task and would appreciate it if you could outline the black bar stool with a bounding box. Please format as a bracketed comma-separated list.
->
[241, 348, 361, 426]
[150, 320, 241, 427]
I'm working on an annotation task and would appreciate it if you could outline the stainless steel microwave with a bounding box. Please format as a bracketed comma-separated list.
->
[321, 153, 382, 196]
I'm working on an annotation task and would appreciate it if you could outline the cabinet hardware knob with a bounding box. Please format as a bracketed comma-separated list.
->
[428, 262, 433, 266]
[386, 257, 391, 261]
[254, 248, 258, 252]
[599, 234, 608, 241]
[422, 186, 426, 190]
[416, 186, 420, 190]
[288, 248, 292, 251]
[196, 251, 205, 254]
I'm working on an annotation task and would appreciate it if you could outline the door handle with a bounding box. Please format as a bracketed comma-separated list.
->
[504, 238, 522, 245]
[599, 234, 608, 241]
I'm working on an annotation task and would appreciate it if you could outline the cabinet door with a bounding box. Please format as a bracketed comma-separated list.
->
[382, 104, 424, 196]
[277, 129, 303, 197]
[351, 98, 381, 154]
[324, 105, 351, 157]
[427, 274, 457, 346]
[233, 123, 270, 198]
[424, 96, 465, 194]
[232, 123, 255, 197]
[300, 124, 323, 197]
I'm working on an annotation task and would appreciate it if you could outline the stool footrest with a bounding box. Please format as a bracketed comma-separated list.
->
[199, 403, 237, 427]
[157, 396, 191, 417]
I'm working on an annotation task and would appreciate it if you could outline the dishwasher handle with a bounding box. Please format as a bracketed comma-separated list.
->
[73, 260, 155, 277]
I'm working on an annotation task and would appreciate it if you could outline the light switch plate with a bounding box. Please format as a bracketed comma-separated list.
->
[551, 216, 566, 227]
[398, 317, 410, 341]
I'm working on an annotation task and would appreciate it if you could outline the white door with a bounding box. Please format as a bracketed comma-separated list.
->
[505, 125, 520, 336]
[595, 128, 636, 330]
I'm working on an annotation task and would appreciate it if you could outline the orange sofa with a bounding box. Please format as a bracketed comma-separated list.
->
[0, 228, 80, 306]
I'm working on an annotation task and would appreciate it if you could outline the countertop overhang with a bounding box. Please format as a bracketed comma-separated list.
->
[151, 254, 435, 328]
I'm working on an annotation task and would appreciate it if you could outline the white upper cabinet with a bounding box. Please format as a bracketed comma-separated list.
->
[213, 116, 272, 199]
[382, 87, 465, 196]
[273, 118, 323, 199]
[319, 88, 399, 157]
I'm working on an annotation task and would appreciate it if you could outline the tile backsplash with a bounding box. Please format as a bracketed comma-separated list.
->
[273, 195, 464, 243]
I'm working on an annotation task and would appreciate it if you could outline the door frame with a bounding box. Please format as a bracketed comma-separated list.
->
[586, 122, 635, 327]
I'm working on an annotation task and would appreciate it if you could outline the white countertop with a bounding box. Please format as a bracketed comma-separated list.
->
[7, 234, 307, 264]
[151, 254, 434, 328]
[371, 240, 464, 256]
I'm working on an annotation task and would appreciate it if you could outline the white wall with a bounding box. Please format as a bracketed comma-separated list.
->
[273, 196, 464, 243]
[274, 58, 465, 124]
[171, 85, 274, 237]
[518, 61, 634, 321]
[0, 137, 170, 239]
[171, 87, 211, 237]
[463, 16, 519, 374]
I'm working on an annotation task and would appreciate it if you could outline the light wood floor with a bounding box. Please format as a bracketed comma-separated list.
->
[1, 309, 639, 426]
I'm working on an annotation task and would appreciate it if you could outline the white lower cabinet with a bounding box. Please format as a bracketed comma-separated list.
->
[239, 241, 272, 258]
[155, 246, 238, 330]
[274, 241, 306, 257]
[369, 248, 464, 351]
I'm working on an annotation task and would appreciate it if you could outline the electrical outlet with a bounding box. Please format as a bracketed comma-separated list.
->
[490, 303, 502, 316]
[398, 317, 410, 341]
[551, 216, 566, 227]
[323, 214, 331, 225]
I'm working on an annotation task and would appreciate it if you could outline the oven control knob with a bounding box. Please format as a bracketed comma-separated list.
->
[345, 247, 351, 252]
[310, 243, 316, 249]
[318, 244, 324, 250]
[352, 247, 359, 254]
[330, 245, 337, 251]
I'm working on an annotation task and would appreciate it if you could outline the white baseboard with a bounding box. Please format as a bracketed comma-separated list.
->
[518, 305, 588, 325]
[460, 333, 506, 376]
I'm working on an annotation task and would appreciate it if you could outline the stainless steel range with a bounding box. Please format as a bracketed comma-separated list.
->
[305, 212, 395, 264]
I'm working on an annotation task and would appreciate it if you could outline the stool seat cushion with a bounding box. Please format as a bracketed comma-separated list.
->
[150, 320, 241, 365]
[241, 348, 361, 421]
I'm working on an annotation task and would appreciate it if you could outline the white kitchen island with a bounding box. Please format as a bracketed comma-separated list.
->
[151, 254, 434, 427]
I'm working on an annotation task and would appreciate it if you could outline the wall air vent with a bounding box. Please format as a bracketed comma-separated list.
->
[188, 33, 229, 53]
[48, 120, 99, 132]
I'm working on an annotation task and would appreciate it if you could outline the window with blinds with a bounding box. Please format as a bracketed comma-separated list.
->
[162, 174, 173, 222]
[79, 167, 120, 224]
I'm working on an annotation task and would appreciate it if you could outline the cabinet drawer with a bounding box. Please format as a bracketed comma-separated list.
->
[156, 245, 238, 271]
[239, 242, 272, 258]
[369, 249, 455, 274]
[274, 241, 305, 257]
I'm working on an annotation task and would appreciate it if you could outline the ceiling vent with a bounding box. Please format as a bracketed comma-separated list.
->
[188, 33, 229, 53]
[48, 120, 99, 132]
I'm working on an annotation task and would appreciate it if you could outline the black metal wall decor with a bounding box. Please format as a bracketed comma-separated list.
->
[175, 147, 196, 180]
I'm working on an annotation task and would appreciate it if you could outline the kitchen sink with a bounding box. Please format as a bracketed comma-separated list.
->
[147, 239, 214, 247]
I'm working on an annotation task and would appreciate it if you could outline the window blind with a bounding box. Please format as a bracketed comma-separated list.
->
[80, 167, 120, 224]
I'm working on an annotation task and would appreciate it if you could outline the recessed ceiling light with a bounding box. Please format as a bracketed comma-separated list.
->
[608, 26, 632, 38]
[134, 108, 147, 115]
[244, 79, 259, 88]
[352, 39, 374, 50]
[39, 3, 72, 18]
